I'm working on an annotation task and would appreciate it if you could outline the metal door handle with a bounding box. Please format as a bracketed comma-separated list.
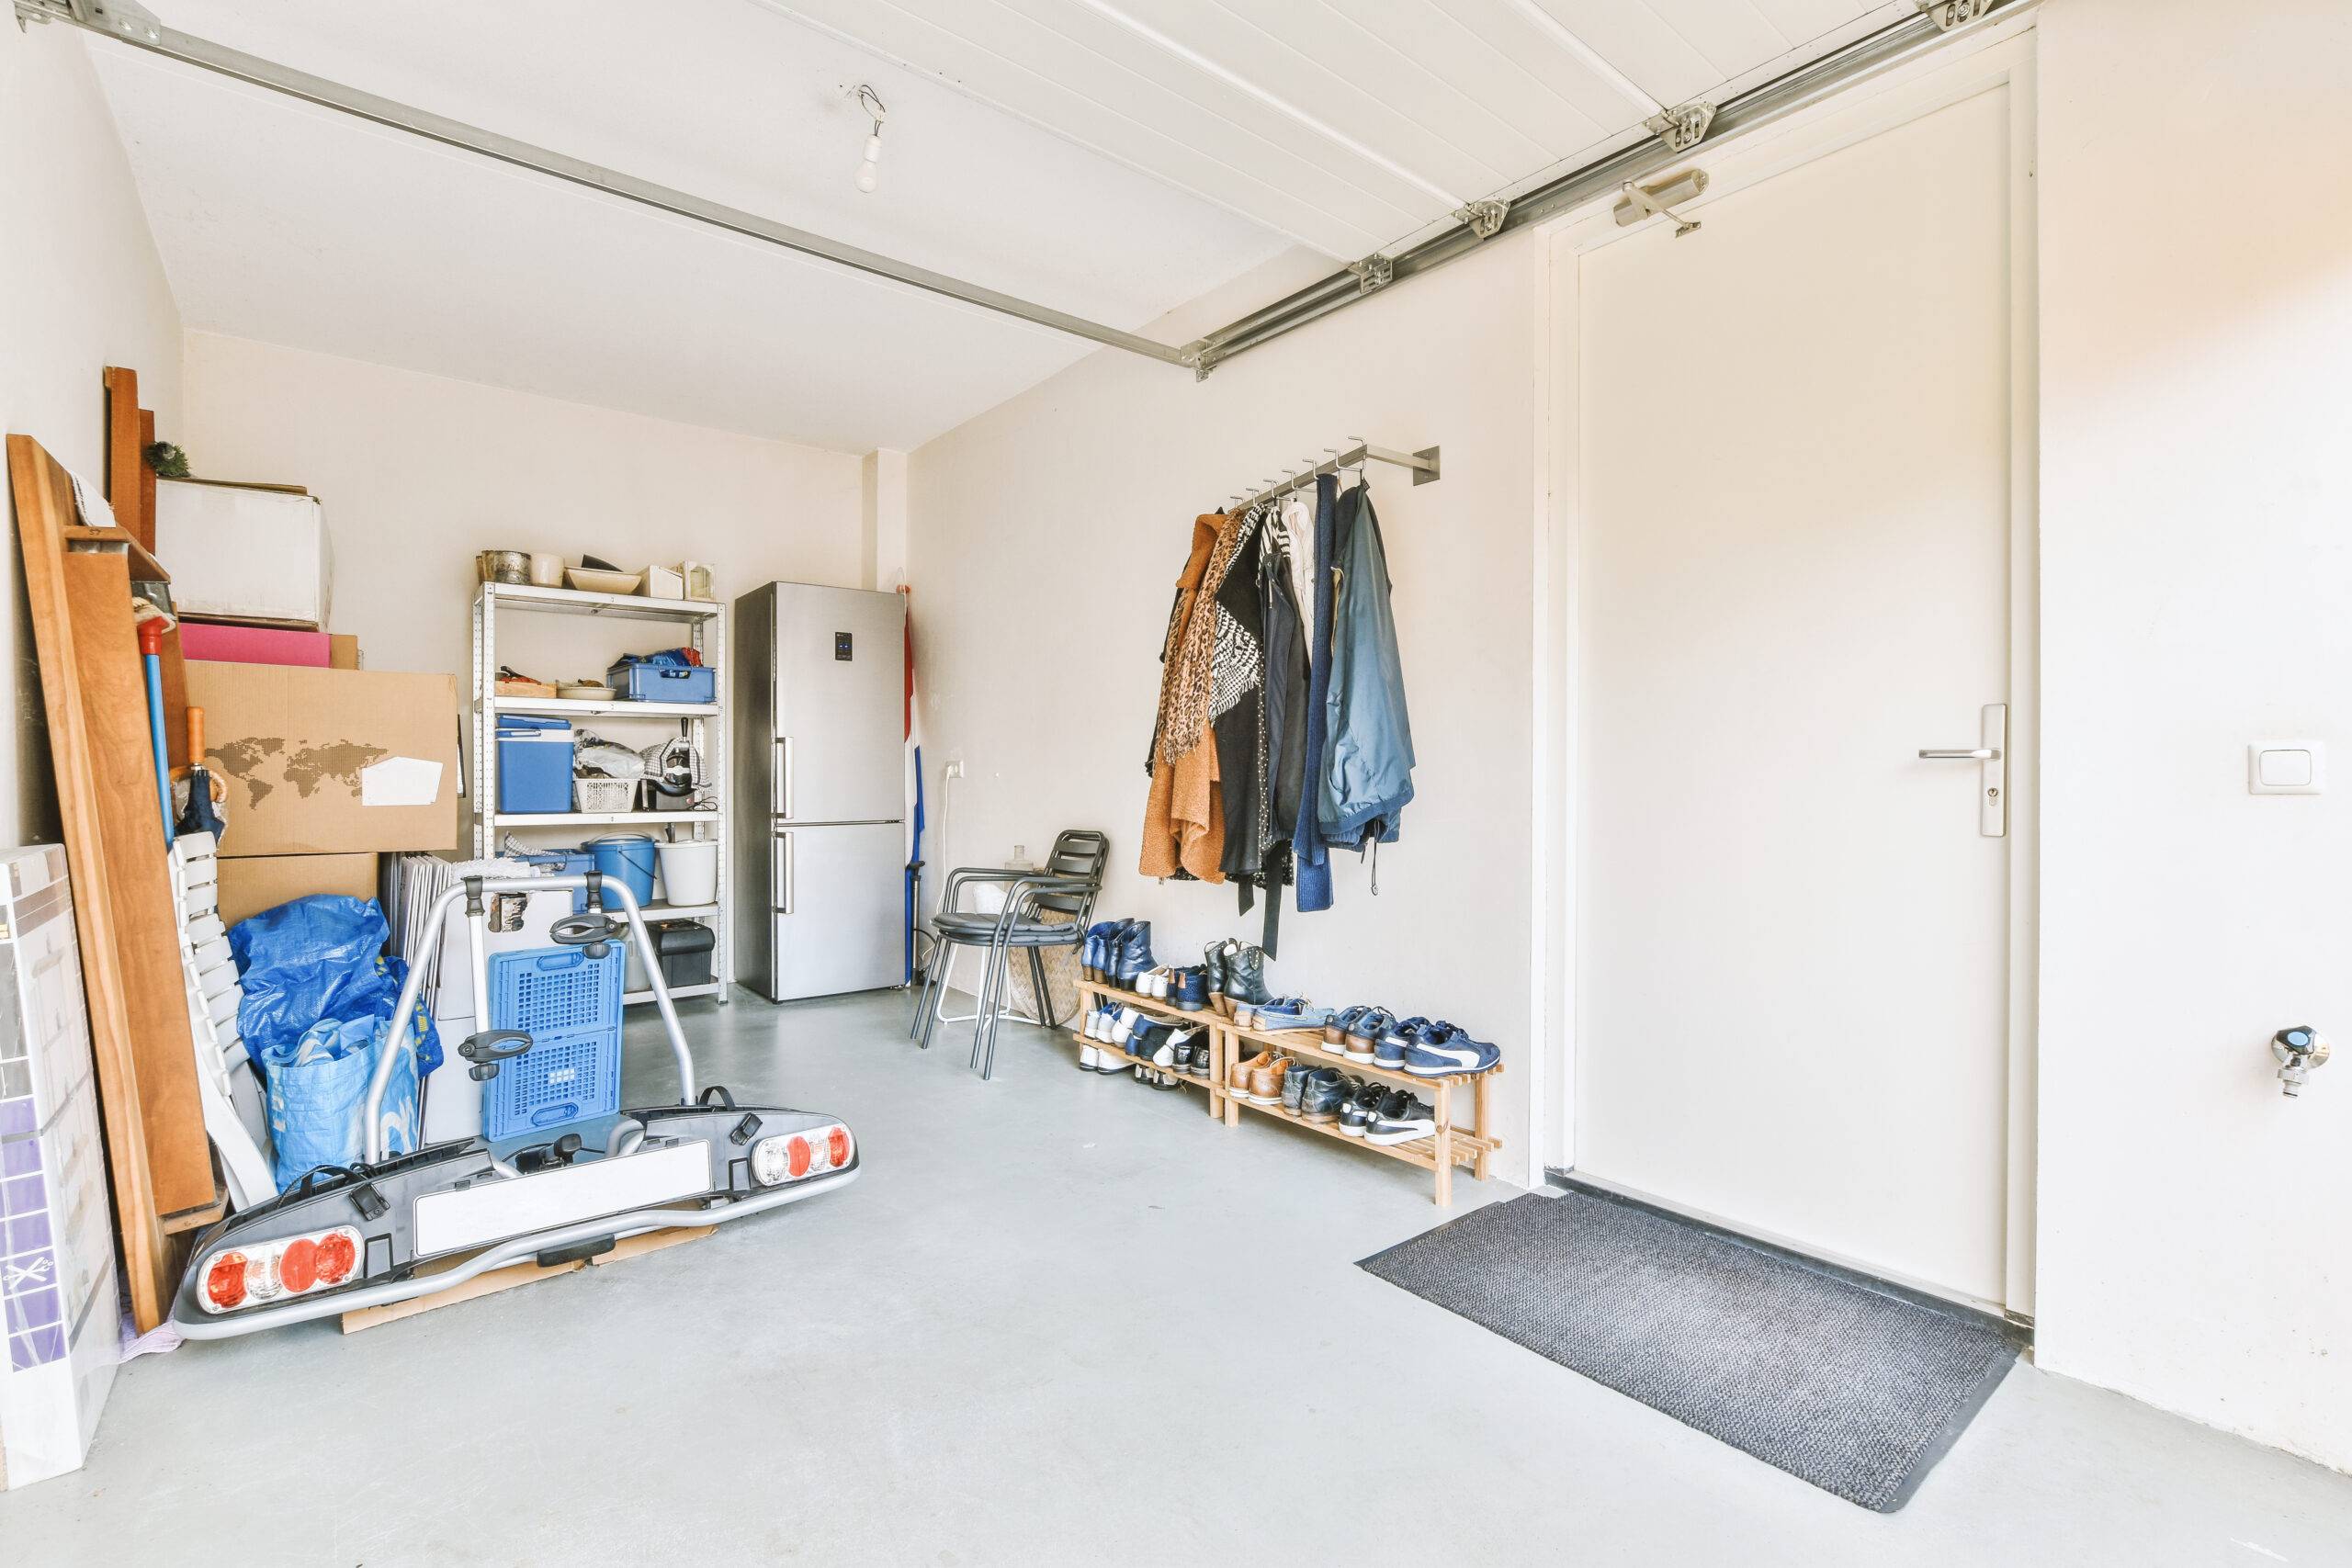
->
[775, 737, 793, 818]
[782, 832, 795, 915]
[1917, 705, 2007, 837]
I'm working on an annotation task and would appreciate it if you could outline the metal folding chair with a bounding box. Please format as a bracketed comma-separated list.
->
[911, 829, 1108, 1078]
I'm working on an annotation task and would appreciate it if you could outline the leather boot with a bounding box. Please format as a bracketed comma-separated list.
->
[1113, 920, 1155, 987]
[1203, 939, 1230, 1012]
[1226, 943, 1272, 1012]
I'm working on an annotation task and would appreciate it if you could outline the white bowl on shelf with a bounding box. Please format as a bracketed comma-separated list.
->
[564, 566, 643, 595]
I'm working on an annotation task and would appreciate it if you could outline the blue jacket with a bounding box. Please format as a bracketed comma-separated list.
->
[1317, 485, 1414, 845]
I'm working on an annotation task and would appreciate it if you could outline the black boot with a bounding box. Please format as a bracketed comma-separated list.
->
[1226, 943, 1272, 1011]
[1203, 939, 1232, 1015]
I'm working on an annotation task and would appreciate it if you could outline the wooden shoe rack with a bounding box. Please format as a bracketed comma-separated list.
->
[1070, 978, 1501, 1206]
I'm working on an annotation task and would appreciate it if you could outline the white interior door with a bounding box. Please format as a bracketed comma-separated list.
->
[1575, 85, 2018, 1306]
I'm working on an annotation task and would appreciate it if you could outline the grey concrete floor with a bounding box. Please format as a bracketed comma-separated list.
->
[4, 988, 2348, 1566]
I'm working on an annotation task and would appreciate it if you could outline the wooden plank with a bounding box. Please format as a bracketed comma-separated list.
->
[136, 408, 156, 551]
[59, 548, 219, 1223]
[340, 1224, 715, 1334]
[8, 434, 173, 1329]
[62, 523, 170, 585]
[101, 367, 148, 551]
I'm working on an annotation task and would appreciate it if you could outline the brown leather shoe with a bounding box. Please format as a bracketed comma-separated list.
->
[1249, 1055, 1291, 1105]
[1231, 1048, 1271, 1099]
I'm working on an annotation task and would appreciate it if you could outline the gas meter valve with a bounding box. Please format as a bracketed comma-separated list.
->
[2271, 1025, 2331, 1097]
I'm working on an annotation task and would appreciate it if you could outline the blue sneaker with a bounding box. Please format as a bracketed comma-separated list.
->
[1373, 1016, 1428, 1069]
[1324, 1005, 1372, 1047]
[1343, 1009, 1393, 1063]
[1402, 1023, 1501, 1077]
[1171, 967, 1209, 1012]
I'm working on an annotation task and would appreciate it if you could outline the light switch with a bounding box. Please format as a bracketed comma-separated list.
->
[2249, 740, 2324, 795]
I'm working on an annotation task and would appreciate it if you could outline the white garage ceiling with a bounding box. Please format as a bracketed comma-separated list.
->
[770, 0, 1913, 260]
[85, 0, 1914, 452]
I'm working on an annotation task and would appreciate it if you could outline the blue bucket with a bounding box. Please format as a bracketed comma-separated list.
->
[587, 833, 657, 907]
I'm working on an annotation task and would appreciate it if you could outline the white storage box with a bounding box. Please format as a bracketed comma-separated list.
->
[154, 479, 333, 628]
[0, 848, 119, 1493]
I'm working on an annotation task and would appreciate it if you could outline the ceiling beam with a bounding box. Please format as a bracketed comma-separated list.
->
[21, 0, 1199, 370]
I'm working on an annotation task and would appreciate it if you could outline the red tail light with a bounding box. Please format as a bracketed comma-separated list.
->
[750, 1122, 854, 1186]
[197, 1225, 365, 1314]
[205, 1251, 249, 1311]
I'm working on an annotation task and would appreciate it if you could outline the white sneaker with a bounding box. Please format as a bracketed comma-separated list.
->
[1152, 1028, 1189, 1067]
[1078, 1043, 1102, 1070]
[1112, 1008, 1143, 1045]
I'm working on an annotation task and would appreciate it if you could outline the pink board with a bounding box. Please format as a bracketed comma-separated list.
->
[180, 622, 330, 668]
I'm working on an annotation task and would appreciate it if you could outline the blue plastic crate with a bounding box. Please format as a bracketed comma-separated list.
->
[484, 945, 624, 1138]
[605, 659, 717, 705]
[496, 717, 575, 813]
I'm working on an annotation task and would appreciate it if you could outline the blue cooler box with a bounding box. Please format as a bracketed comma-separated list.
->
[496, 716, 575, 813]
[605, 658, 717, 705]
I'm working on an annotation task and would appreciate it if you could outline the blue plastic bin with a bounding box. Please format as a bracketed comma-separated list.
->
[605, 659, 717, 705]
[587, 834, 657, 908]
[496, 716, 575, 813]
[484, 945, 623, 1138]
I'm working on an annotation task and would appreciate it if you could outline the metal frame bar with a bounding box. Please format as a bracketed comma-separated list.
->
[25, 0, 2021, 381]
[1229, 442, 1437, 515]
[19, 0, 1195, 369]
[1179, 0, 2030, 374]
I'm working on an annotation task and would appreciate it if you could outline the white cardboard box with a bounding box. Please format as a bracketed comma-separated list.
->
[154, 479, 333, 628]
[0, 848, 119, 1493]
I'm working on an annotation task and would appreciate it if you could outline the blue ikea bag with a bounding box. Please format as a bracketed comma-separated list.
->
[231, 895, 440, 1185]
[258, 1010, 427, 1189]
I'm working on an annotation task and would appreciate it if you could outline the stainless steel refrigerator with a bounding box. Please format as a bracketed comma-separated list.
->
[732, 582, 907, 1001]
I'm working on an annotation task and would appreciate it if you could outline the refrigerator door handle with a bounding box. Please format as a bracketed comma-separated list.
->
[782, 831, 795, 916]
[773, 737, 793, 819]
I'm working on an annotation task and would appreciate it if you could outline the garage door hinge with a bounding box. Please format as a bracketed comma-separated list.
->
[1348, 254, 1395, 295]
[1453, 199, 1510, 241]
[1917, 0, 1992, 29]
[1644, 102, 1716, 153]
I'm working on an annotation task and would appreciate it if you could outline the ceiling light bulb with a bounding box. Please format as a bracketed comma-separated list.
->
[863, 134, 883, 164]
[854, 159, 880, 193]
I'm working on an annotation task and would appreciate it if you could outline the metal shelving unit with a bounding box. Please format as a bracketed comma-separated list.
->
[470, 581, 729, 1006]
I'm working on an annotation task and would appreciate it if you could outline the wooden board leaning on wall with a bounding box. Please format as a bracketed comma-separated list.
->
[9, 431, 221, 1331]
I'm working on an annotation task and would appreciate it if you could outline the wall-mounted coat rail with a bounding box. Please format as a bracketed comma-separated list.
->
[1227, 443, 1438, 515]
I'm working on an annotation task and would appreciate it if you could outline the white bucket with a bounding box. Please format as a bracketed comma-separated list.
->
[655, 840, 718, 906]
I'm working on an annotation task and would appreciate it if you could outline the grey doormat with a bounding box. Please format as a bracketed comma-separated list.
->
[1359, 1190, 2018, 1511]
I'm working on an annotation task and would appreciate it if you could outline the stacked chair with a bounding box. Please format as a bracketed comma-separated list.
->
[912, 829, 1108, 1079]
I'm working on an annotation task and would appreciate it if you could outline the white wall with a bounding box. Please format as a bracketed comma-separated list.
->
[0, 25, 184, 843]
[2033, 0, 2352, 1473]
[177, 331, 866, 691]
[907, 0, 2352, 1472]
[908, 243, 1545, 1183]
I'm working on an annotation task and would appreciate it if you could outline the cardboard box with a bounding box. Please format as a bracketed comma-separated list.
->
[154, 479, 331, 628]
[328, 634, 359, 671]
[186, 664, 460, 857]
[181, 623, 330, 668]
[217, 852, 380, 928]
